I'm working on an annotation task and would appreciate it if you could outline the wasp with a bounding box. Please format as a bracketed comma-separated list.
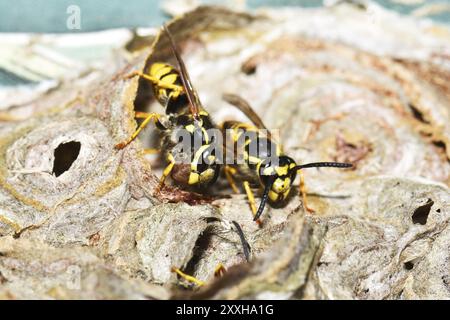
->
[116, 25, 220, 191]
[115, 25, 250, 286]
[221, 94, 353, 222]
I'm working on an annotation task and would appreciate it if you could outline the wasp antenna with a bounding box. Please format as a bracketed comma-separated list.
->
[295, 162, 353, 171]
[231, 220, 251, 262]
[254, 176, 276, 222]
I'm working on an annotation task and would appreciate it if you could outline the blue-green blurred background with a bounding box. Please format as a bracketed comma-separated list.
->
[0, 0, 449, 33]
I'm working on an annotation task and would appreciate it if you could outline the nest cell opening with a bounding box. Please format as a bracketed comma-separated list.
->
[52, 141, 81, 177]
[412, 199, 433, 225]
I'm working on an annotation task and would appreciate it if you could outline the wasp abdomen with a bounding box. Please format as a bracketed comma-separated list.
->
[149, 62, 188, 115]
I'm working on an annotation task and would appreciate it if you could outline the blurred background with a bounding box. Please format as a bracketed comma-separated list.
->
[0, 0, 449, 33]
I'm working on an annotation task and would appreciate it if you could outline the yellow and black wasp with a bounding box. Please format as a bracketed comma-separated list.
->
[116, 25, 221, 191]
[115, 25, 250, 285]
[222, 94, 353, 223]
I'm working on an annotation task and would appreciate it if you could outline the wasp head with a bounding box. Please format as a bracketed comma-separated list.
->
[253, 157, 353, 221]
[259, 156, 298, 203]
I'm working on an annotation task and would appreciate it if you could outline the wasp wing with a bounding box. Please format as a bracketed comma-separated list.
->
[163, 24, 201, 120]
[223, 93, 273, 141]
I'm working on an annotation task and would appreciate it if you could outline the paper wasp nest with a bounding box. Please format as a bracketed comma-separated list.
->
[0, 4, 449, 299]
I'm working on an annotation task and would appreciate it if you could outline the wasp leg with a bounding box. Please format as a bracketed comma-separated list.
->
[115, 112, 161, 150]
[125, 71, 184, 92]
[171, 263, 226, 287]
[243, 181, 262, 225]
[134, 111, 154, 119]
[143, 148, 159, 155]
[243, 181, 257, 215]
[224, 166, 239, 194]
[171, 267, 205, 287]
[154, 153, 175, 194]
[298, 170, 315, 213]
[214, 263, 227, 277]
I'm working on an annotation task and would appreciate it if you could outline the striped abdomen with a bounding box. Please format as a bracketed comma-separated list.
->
[222, 121, 281, 182]
[149, 62, 188, 115]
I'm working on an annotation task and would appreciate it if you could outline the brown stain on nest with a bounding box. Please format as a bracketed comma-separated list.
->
[155, 184, 216, 205]
[334, 132, 372, 167]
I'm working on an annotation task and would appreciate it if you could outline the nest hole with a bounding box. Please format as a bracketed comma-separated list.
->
[408, 103, 430, 124]
[241, 60, 257, 75]
[52, 141, 81, 177]
[182, 226, 215, 282]
[404, 261, 414, 270]
[412, 199, 433, 225]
